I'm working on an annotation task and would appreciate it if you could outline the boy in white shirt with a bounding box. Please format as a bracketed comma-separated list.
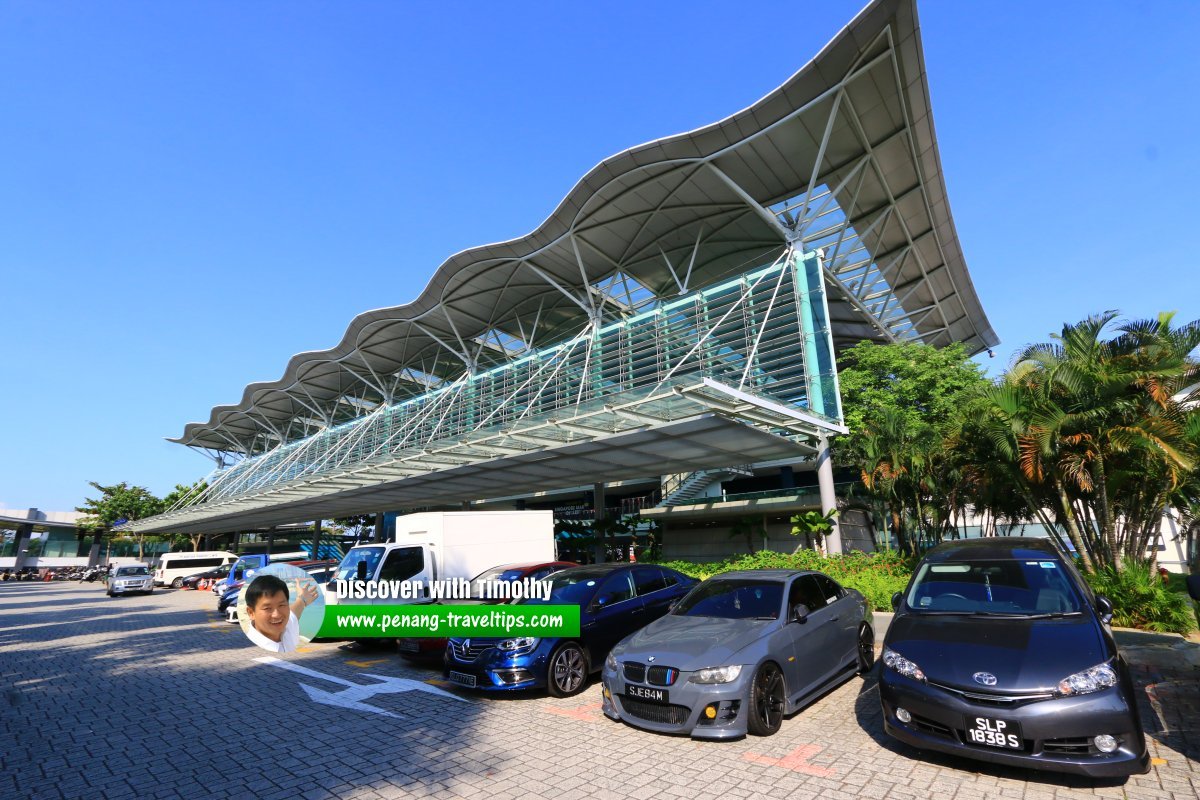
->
[243, 573, 320, 653]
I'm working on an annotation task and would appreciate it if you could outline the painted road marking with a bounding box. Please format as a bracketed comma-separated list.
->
[255, 656, 465, 718]
[546, 703, 602, 722]
[345, 659, 387, 668]
[743, 744, 835, 777]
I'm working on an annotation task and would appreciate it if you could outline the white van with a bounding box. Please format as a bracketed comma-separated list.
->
[155, 551, 237, 587]
[327, 511, 555, 606]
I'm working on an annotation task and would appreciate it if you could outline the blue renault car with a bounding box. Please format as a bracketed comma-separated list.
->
[444, 563, 697, 697]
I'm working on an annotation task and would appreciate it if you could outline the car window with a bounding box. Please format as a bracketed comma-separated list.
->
[377, 547, 424, 582]
[906, 558, 1083, 614]
[632, 567, 669, 596]
[813, 574, 843, 605]
[674, 579, 783, 619]
[592, 571, 635, 608]
[334, 547, 384, 582]
[787, 575, 827, 611]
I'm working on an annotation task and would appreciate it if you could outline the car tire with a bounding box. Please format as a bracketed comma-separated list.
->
[857, 623, 875, 674]
[747, 662, 785, 736]
[106, 590, 113, 597]
[171, 577, 183, 589]
[547, 642, 588, 698]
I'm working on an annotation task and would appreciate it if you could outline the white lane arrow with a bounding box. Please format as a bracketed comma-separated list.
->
[255, 657, 466, 718]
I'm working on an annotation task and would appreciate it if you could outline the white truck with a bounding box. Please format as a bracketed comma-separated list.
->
[326, 510, 556, 605]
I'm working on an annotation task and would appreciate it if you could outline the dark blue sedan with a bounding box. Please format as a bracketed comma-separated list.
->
[444, 563, 697, 697]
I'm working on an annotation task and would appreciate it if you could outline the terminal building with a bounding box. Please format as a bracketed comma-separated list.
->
[121, 0, 998, 561]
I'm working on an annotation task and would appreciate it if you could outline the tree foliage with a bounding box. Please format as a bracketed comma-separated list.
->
[836, 313, 1200, 580]
[837, 341, 989, 553]
[975, 311, 1200, 573]
[75, 481, 164, 559]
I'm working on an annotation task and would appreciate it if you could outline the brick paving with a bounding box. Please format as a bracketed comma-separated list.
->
[1, 581, 1197, 800]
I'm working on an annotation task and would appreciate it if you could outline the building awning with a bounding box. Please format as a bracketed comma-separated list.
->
[123, 378, 841, 535]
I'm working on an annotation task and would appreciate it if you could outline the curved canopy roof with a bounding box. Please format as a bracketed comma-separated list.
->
[177, 0, 996, 456]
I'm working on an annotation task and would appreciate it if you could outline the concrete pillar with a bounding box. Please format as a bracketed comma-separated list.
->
[87, 531, 103, 567]
[816, 435, 842, 554]
[593, 483, 607, 563]
[12, 523, 33, 571]
[373, 514, 385, 544]
[266, 527, 275, 556]
[312, 520, 322, 560]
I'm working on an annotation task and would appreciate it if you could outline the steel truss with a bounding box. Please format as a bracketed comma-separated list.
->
[140, 247, 842, 528]
[172, 0, 995, 461]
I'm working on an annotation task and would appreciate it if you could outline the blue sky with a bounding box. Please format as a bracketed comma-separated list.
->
[2, 0, 1197, 512]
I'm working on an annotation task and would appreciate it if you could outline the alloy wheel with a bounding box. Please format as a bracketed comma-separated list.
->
[549, 644, 587, 697]
[748, 663, 785, 735]
[858, 624, 876, 673]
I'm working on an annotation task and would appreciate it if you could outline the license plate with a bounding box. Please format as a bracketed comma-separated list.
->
[448, 671, 477, 688]
[965, 716, 1022, 749]
[397, 640, 420, 653]
[626, 684, 668, 704]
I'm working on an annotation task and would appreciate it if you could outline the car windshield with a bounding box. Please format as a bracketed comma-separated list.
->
[905, 558, 1083, 615]
[673, 579, 783, 620]
[116, 566, 149, 577]
[468, 565, 529, 598]
[517, 570, 608, 606]
[306, 566, 334, 584]
[334, 547, 384, 582]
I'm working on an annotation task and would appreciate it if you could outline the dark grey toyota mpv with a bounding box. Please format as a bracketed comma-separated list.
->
[879, 538, 1149, 778]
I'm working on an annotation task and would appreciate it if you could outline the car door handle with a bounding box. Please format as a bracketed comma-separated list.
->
[630, 607, 645, 615]
[823, 615, 839, 625]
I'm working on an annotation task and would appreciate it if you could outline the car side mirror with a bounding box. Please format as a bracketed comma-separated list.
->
[356, 561, 368, 581]
[594, 594, 611, 609]
[891, 592, 903, 612]
[791, 603, 811, 624]
[668, 599, 680, 612]
[1186, 575, 1200, 602]
[1095, 594, 1114, 625]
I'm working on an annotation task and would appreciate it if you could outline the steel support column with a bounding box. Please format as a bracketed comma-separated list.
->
[816, 435, 842, 555]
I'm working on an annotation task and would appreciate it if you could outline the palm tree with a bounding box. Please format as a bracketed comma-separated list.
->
[859, 408, 940, 554]
[985, 312, 1199, 572]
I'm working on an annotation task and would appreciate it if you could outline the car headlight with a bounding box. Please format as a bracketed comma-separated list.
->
[882, 647, 926, 682]
[496, 637, 538, 653]
[1056, 661, 1118, 697]
[690, 665, 742, 684]
[605, 651, 617, 671]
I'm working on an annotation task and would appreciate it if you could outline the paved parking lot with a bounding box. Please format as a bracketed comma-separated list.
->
[1, 581, 1196, 800]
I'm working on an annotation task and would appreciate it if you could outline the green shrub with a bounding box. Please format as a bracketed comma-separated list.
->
[650, 550, 912, 611]
[1084, 566, 1195, 635]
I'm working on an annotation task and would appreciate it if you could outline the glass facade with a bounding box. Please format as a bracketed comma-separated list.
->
[190, 250, 841, 508]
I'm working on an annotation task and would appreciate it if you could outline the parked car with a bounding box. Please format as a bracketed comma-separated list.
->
[397, 560, 577, 660]
[444, 563, 697, 696]
[879, 537, 1149, 778]
[602, 570, 873, 738]
[107, 564, 155, 597]
[180, 564, 232, 590]
[221, 560, 337, 623]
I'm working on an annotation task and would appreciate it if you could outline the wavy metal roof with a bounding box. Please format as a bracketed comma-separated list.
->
[177, 0, 996, 456]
